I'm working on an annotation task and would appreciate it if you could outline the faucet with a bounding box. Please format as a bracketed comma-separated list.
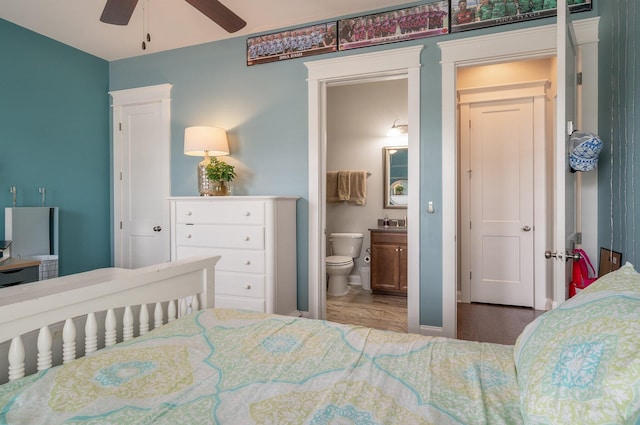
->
[390, 219, 399, 227]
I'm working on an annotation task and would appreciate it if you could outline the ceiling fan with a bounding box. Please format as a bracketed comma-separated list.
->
[100, 0, 247, 33]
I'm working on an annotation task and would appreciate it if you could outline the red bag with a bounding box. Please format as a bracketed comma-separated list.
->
[569, 248, 597, 297]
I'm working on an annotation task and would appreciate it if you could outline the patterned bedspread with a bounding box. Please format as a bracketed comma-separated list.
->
[0, 309, 523, 424]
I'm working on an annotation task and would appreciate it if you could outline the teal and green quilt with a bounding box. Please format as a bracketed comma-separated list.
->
[0, 309, 522, 424]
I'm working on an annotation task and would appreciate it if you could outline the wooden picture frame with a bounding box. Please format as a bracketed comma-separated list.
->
[450, 0, 593, 34]
[598, 247, 622, 277]
[338, 1, 449, 52]
[247, 22, 337, 66]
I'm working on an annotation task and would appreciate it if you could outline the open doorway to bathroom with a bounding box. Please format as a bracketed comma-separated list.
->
[324, 78, 408, 333]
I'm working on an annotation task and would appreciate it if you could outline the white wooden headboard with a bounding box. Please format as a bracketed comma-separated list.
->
[0, 256, 218, 383]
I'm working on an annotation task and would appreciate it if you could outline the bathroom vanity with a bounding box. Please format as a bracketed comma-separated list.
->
[369, 228, 407, 296]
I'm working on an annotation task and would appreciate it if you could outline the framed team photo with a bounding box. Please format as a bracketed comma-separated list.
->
[247, 22, 337, 66]
[451, 0, 592, 33]
[338, 1, 449, 51]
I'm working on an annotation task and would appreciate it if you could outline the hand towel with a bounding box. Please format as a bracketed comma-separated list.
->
[326, 171, 340, 203]
[337, 171, 350, 201]
[348, 170, 367, 206]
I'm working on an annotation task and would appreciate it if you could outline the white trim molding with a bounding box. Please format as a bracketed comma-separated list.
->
[305, 46, 422, 333]
[110, 83, 173, 106]
[438, 18, 599, 339]
[109, 84, 173, 268]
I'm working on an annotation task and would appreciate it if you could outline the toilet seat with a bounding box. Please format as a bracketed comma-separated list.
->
[326, 255, 352, 266]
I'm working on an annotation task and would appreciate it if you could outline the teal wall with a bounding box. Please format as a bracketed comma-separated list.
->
[597, 1, 640, 267]
[1, 2, 600, 327]
[0, 19, 110, 275]
[109, 26, 450, 320]
[109, 6, 598, 325]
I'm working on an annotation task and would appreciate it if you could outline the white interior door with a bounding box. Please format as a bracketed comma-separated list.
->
[552, 0, 577, 305]
[468, 98, 534, 307]
[111, 84, 172, 269]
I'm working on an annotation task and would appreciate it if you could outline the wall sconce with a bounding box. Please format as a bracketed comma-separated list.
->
[184, 126, 229, 196]
[387, 120, 408, 136]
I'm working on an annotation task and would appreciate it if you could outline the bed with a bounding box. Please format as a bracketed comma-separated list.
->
[0, 256, 639, 425]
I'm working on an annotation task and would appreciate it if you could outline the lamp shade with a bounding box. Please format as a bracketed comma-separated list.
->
[184, 126, 229, 157]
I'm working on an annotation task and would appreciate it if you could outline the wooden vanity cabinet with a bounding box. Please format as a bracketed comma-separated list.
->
[370, 230, 407, 296]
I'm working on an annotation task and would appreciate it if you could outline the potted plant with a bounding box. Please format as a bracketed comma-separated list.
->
[394, 184, 404, 195]
[205, 157, 236, 196]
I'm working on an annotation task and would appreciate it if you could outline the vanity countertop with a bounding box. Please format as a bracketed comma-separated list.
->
[369, 226, 408, 233]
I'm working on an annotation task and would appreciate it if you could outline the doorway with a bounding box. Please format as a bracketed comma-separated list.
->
[305, 46, 422, 333]
[440, 25, 559, 339]
[110, 84, 172, 269]
[440, 18, 599, 338]
[325, 78, 409, 331]
[458, 65, 554, 309]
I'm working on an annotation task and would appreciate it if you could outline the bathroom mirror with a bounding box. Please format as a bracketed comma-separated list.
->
[384, 146, 408, 209]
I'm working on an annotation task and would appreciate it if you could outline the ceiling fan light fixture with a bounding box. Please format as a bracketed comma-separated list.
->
[184, 0, 247, 33]
[100, 0, 139, 25]
[99, 0, 246, 33]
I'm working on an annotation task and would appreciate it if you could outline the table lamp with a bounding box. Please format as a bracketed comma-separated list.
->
[184, 126, 230, 196]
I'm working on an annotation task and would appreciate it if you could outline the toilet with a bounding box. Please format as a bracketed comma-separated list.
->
[326, 232, 363, 296]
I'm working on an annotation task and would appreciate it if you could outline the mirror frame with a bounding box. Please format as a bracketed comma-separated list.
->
[384, 146, 408, 209]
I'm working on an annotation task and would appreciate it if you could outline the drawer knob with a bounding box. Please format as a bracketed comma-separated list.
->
[243, 211, 251, 216]
[186, 234, 192, 239]
[243, 284, 252, 290]
[244, 260, 251, 265]
[186, 211, 192, 216]
[243, 236, 250, 241]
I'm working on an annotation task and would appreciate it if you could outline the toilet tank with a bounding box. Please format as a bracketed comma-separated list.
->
[329, 233, 363, 258]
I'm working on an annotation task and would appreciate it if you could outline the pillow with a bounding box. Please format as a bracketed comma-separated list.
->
[514, 262, 640, 425]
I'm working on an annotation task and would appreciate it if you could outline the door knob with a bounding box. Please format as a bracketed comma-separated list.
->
[545, 250, 563, 260]
[522, 226, 531, 232]
[153, 226, 162, 232]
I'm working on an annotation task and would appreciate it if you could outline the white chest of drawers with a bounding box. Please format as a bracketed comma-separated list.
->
[169, 196, 298, 316]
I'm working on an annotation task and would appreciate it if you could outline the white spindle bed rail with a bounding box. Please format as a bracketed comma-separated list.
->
[0, 256, 218, 384]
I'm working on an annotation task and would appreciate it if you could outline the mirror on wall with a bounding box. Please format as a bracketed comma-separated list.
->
[384, 146, 408, 209]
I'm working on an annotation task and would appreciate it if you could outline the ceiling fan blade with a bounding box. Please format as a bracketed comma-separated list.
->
[100, 0, 139, 26]
[184, 0, 247, 33]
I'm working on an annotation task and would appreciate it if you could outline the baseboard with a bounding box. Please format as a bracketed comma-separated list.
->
[546, 298, 556, 310]
[299, 311, 311, 319]
[457, 290, 462, 302]
[419, 325, 444, 337]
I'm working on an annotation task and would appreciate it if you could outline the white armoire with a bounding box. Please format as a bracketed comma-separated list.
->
[169, 196, 298, 316]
